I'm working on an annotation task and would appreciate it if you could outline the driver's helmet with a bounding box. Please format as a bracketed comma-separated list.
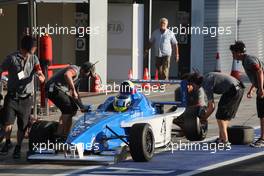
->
[113, 94, 132, 112]
[119, 80, 137, 95]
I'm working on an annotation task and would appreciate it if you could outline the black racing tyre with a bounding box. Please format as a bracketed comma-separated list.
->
[184, 107, 207, 141]
[227, 125, 254, 145]
[28, 121, 59, 152]
[129, 123, 155, 162]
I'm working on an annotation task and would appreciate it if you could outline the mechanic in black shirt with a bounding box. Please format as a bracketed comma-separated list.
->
[45, 62, 95, 140]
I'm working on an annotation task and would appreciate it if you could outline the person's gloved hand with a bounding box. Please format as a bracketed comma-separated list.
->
[81, 105, 93, 113]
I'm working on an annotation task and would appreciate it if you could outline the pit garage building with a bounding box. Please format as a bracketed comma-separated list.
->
[0, 0, 263, 83]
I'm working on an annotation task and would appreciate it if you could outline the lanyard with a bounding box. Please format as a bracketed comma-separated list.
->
[20, 55, 30, 72]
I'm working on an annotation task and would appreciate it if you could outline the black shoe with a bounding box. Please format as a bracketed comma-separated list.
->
[0, 141, 12, 155]
[13, 145, 21, 159]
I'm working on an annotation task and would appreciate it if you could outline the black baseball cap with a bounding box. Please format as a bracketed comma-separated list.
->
[81, 61, 95, 74]
[188, 73, 204, 86]
[230, 41, 246, 53]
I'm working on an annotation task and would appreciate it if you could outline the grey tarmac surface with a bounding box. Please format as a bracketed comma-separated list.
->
[194, 155, 264, 176]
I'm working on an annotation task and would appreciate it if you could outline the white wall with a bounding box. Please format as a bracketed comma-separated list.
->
[108, 4, 132, 81]
[132, 4, 144, 80]
[108, 4, 144, 81]
[89, 0, 108, 84]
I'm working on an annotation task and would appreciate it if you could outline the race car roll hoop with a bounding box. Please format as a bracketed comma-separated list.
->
[27, 79, 189, 163]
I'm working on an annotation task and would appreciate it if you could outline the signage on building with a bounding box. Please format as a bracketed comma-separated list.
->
[108, 21, 125, 34]
[75, 38, 86, 51]
[177, 34, 188, 44]
[75, 12, 88, 27]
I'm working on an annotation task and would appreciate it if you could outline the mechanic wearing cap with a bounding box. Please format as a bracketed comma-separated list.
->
[189, 72, 244, 144]
[145, 17, 179, 80]
[0, 35, 45, 158]
[230, 41, 264, 148]
[45, 62, 95, 140]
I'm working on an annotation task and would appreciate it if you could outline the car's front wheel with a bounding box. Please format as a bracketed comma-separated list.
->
[129, 123, 155, 162]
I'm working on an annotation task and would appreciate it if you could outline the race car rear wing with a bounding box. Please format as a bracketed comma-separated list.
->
[130, 79, 187, 107]
[130, 79, 182, 84]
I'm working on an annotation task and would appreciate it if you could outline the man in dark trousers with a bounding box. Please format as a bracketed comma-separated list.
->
[188, 72, 244, 144]
[45, 62, 95, 141]
[230, 41, 264, 147]
[0, 35, 45, 158]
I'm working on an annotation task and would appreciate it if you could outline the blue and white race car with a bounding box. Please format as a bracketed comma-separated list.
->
[27, 79, 206, 163]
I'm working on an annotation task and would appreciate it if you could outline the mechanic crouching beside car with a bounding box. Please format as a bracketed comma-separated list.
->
[0, 35, 45, 158]
[173, 73, 207, 129]
[188, 72, 244, 145]
[45, 62, 95, 141]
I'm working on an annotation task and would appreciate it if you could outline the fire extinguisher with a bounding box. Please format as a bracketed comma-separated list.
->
[40, 34, 52, 65]
[39, 34, 53, 108]
[90, 73, 101, 93]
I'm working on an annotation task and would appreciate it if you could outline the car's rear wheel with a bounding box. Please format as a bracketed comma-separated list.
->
[28, 120, 59, 152]
[184, 108, 207, 141]
[228, 125, 254, 145]
[129, 123, 155, 162]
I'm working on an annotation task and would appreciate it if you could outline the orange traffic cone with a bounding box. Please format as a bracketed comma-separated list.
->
[153, 69, 160, 88]
[215, 52, 221, 72]
[231, 59, 241, 80]
[128, 69, 133, 80]
[142, 68, 150, 89]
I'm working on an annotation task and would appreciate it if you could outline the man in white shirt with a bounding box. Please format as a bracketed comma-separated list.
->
[145, 18, 179, 80]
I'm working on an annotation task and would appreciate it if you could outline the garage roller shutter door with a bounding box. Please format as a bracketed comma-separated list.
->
[204, 0, 236, 73]
[238, 0, 264, 62]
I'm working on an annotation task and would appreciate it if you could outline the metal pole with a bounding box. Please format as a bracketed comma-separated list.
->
[29, 0, 38, 118]
[148, 0, 152, 77]
[45, 66, 49, 116]
[235, 0, 238, 41]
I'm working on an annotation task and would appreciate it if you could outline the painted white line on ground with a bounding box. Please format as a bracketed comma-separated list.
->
[177, 151, 264, 176]
[53, 165, 102, 176]
[89, 167, 174, 175]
